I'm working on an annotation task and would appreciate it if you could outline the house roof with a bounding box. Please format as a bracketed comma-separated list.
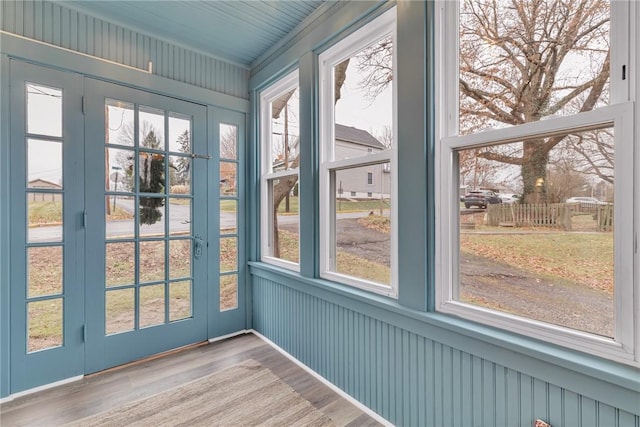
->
[28, 178, 62, 189]
[335, 124, 386, 150]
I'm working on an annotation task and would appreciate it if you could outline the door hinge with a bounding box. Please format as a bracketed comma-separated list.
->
[81, 95, 85, 114]
[83, 209, 88, 228]
[82, 324, 86, 342]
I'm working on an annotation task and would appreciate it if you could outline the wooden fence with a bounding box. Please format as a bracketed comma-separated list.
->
[485, 203, 614, 231]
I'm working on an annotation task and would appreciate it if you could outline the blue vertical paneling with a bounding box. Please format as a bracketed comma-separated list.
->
[251, 276, 640, 426]
[1, 0, 249, 99]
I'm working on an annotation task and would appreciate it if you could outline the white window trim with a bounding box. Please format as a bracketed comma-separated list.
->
[319, 8, 398, 298]
[260, 70, 300, 271]
[434, 1, 638, 366]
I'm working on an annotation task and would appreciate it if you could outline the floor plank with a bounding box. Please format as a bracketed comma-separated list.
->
[0, 333, 384, 426]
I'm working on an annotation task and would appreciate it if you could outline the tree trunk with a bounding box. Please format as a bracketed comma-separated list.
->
[521, 140, 550, 204]
[272, 175, 299, 258]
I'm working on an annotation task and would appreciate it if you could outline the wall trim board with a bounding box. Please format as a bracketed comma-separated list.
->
[249, 263, 640, 415]
[0, 53, 11, 399]
[249, 1, 391, 91]
[0, 32, 250, 113]
[250, 329, 393, 426]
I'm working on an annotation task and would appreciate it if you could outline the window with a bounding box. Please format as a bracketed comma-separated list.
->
[319, 8, 397, 296]
[260, 71, 300, 269]
[436, 1, 637, 365]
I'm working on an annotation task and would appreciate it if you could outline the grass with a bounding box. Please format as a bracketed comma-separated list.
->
[220, 197, 390, 214]
[28, 201, 62, 226]
[460, 232, 613, 292]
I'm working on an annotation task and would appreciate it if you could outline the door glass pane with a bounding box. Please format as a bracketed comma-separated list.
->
[220, 275, 238, 311]
[106, 147, 134, 192]
[220, 200, 237, 233]
[27, 84, 62, 137]
[28, 139, 62, 187]
[28, 299, 63, 352]
[28, 246, 63, 297]
[169, 198, 191, 237]
[139, 240, 166, 283]
[139, 106, 165, 150]
[457, 126, 614, 337]
[106, 99, 135, 146]
[170, 156, 191, 195]
[138, 152, 167, 194]
[168, 114, 191, 153]
[139, 284, 165, 328]
[169, 280, 191, 321]
[220, 162, 237, 196]
[106, 195, 135, 239]
[220, 123, 237, 160]
[27, 192, 63, 243]
[105, 242, 135, 287]
[139, 196, 166, 237]
[106, 288, 135, 335]
[220, 237, 237, 273]
[169, 239, 191, 279]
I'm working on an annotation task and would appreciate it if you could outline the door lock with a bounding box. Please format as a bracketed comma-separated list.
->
[194, 236, 204, 259]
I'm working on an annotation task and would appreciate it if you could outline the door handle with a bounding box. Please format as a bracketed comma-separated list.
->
[194, 236, 204, 259]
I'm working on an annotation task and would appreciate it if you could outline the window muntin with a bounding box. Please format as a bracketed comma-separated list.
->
[437, 1, 636, 365]
[260, 71, 300, 270]
[320, 8, 397, 296]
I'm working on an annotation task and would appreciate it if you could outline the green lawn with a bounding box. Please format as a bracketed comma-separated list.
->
[460, 232, 613, 292]
[220, 197, 390, 214]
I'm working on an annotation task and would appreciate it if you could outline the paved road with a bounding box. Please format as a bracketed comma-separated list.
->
[28, 202, 381, 242]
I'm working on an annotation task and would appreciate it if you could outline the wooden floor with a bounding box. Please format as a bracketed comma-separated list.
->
[0, 333, 383, 426]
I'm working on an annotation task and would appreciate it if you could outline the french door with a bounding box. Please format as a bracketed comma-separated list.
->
[83, 79, 209, 373]
[8, 61, 236, 393]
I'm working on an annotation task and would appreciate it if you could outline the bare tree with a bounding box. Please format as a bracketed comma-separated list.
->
[460, 0, 610, 202]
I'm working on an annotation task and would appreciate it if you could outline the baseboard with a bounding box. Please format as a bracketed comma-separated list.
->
[0, 375, 83, 404]
[250, 329, 393, 427]
[208, 329, 251, 344]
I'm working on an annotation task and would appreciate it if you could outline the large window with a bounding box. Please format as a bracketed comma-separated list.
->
[319, 9, 397, 296]
[436, 0, 636, 365]
[260, 71, 300, 269]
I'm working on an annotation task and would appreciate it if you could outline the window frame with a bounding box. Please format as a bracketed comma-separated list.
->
[259, 70, 300, 271]
[318, 8, 398, 297]
[434, 1, 638, 366]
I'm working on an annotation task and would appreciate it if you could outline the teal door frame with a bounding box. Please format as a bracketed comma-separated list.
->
[9, 60, 86, 393]
[5, 60, 248, 395]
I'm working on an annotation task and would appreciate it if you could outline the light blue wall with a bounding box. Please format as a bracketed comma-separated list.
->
[252, 269, 639, 426]
[248, 1, 640, 426]
[1, 0, 249, 99]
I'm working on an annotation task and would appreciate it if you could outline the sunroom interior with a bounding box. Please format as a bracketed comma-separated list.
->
[1, 1, 639, 426]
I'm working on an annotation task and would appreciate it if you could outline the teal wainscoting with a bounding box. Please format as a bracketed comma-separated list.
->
[0, 0, 249, 99]
[251, 270, 640, 427]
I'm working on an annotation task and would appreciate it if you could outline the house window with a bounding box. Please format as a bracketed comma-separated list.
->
[260, 71, 300, 270]
[319, 8, 397, 296]
[436, 0, 637, 365]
